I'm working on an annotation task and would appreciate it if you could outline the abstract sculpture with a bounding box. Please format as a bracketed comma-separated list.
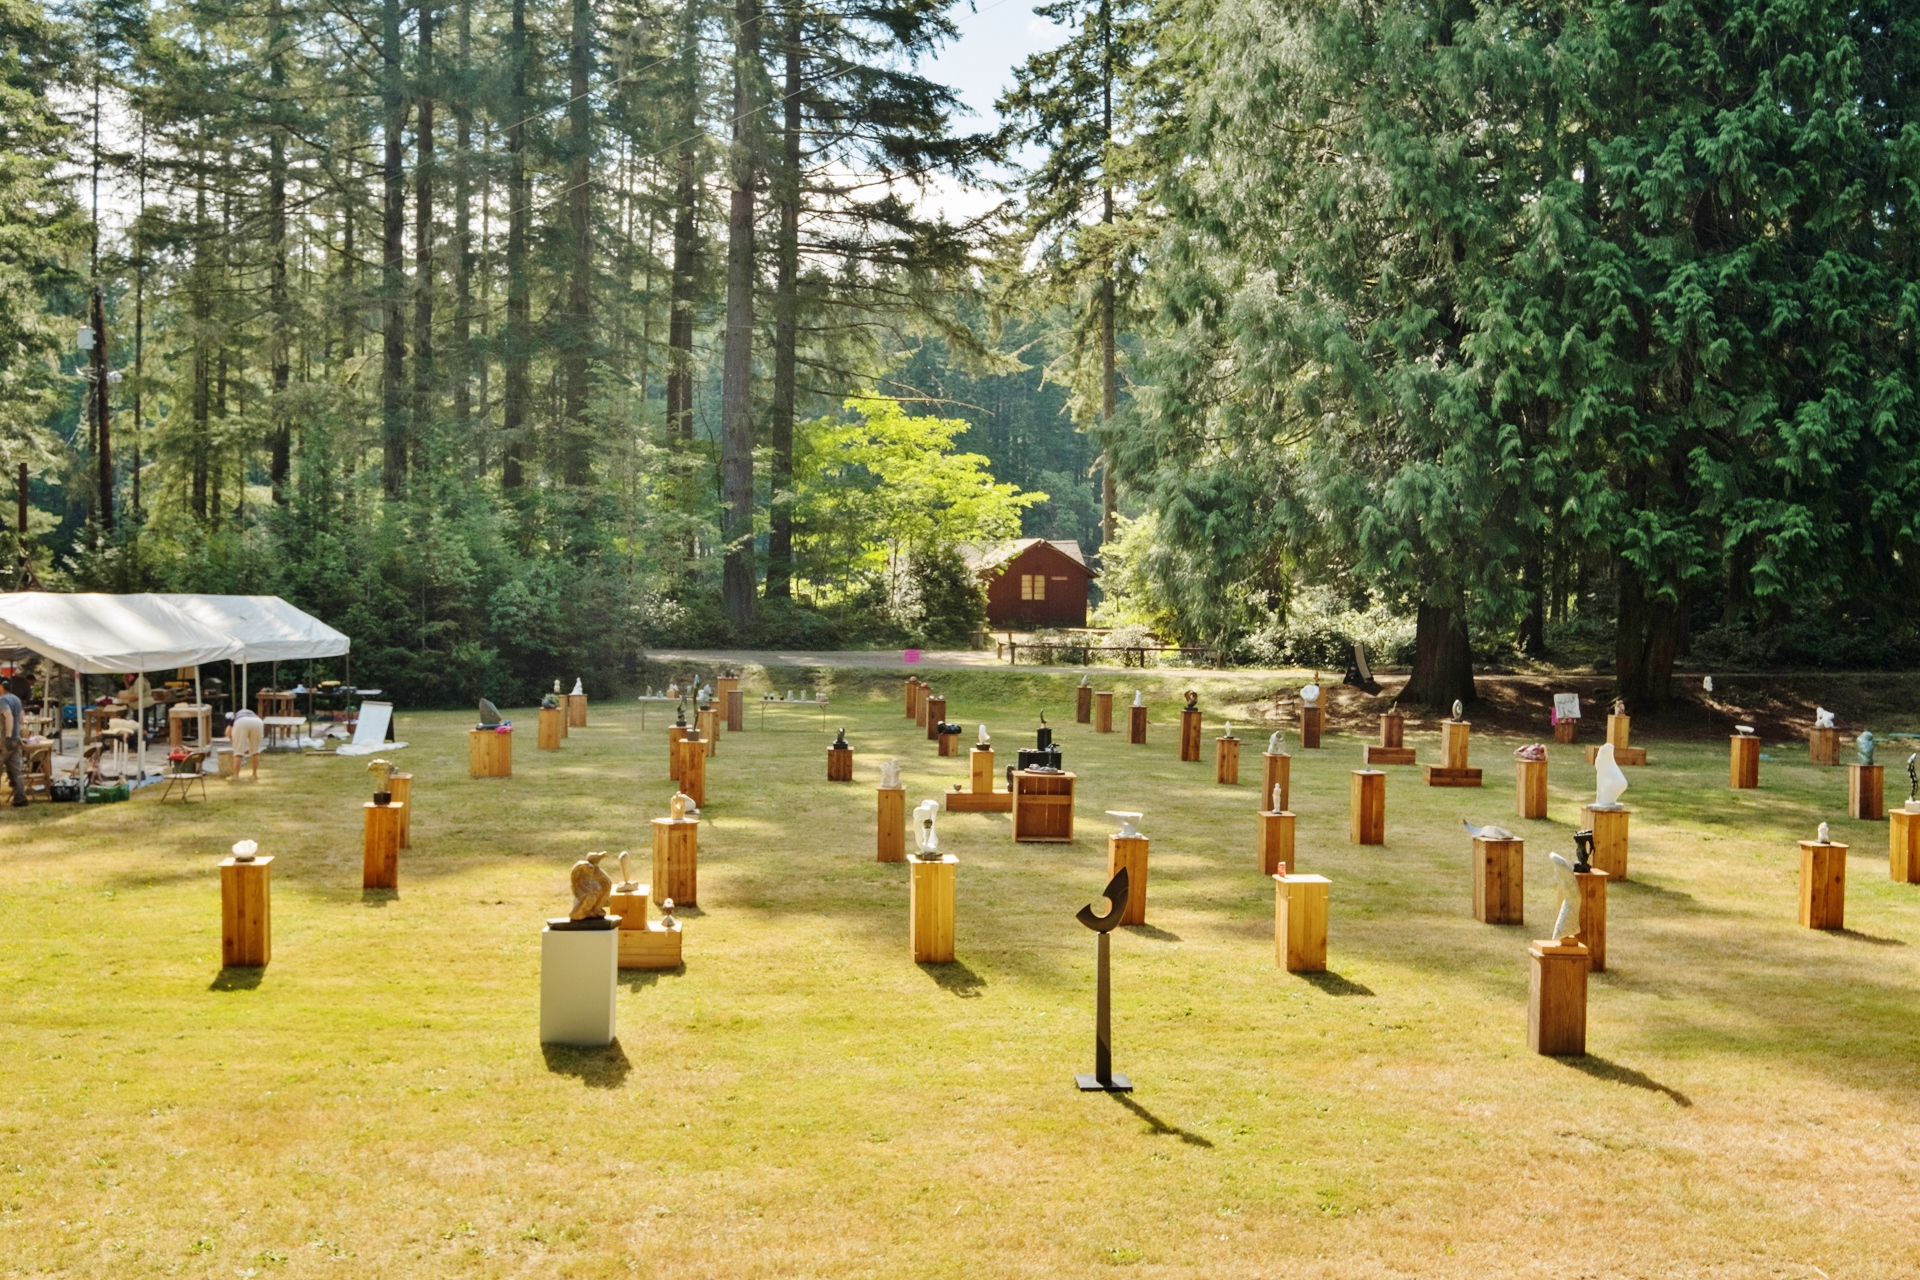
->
[564, 852, 614, 925]
[879, 758, 901, 790]
[477, 698, 503, 727]
[368, 758, 394, 804]
[1107, 810, 1143, 838]
[1132, 690, 1144, 708]
[1223, 720, 1235, 739]
[616, 850, 637, 891]
[670, 791, 697, 820]
[1703, 676, 1714, 694]
[540, 692, 560, 710]
[572, 678, 584, 696]
[1909, 752, 1918, 808]
[1572, 829, 1594, 873]
[1268, 730, 1284, 754]
[1858, 731, 1875, 766]
[977, 723, 991, 746]
[912, 800, 940, 858]
[1463, 819, 1517, 842]
[1612, 698, 1627, 717]
[1271, 784, 1284, 814]
[1301, 683, 1321, 707]
[1514, 743, 1547, 762]
[553, 679, 563, 695]
[1817, 821, 1831, 844]
[231, 839, 258, 863]
[1184, 690, 1198, 711]
[1074, 866, 1133, 1093]
[1735, 724, 1756, 737]
[1452, 699, 1464, 722]
[1815, 707, 1835, 729]
[832, 726, 849, 750]
[1593, 743, 1629, 809]
[1548, 852, 1580, 940]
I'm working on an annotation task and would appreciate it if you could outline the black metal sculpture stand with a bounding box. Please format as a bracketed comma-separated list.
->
[1076, 867, 1132, 1092]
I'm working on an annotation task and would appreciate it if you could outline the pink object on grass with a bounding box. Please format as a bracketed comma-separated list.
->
[902, 649, 922, 664]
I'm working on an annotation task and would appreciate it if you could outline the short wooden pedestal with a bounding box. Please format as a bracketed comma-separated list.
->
[673, 738, 706, 805]
[904, 677, 920, 719]
[1553, 719, 1579, 744]
[220, 856, 272, 968]
[1258, 810, 1296, 877]
[877, 787, 906, 862]
[1216, 736, 1240, 784]
[937, 730, 961, 757]
[1367, 744, 1418, 765]
[468, 728, 512, 778]
[1179, 708, 1203, 762]
[1730, 735, 1760, 789]
[697, 707, 719, 754]
[668, 724, 687, 781]
[540, 926, 617, 1047]
[1095, 691, 1114, 733]
[652, 816, 699, 906]
[726, 689, 744, 733]
[363, 801, 404, 889]
[390, 772, 413, 849]
[1077, 684, 1093, 723]
[1809, 727, 1838, 766]
[1424, 720, 1482, 787]
[1582, 713, 1646, 765]
[1516, 758, 1548, 819]
[1850, 764, 1885, 820]
[826, 744, 853, 782]
[538, 706, 564, 750]
[614, 891, 683, 970]
[1012, 770, 1075, 842]
[947, 748, 1013, 812]
[1349, 769, 1386, 845]
[910, 855, 957, 963]
[1528, 939, 1590, 1056]
[924, 696, 947, 741]
[1798, 840, 1847, 930]
[1128, 705, 1148, 745]
[1472, 835, 1524, 925]
[1301, 704, 1324, 749]
[568, 692, 588, 728]
[1108, 834, 1150, 926]
[971, 747, 994, 793]
[1263, 751, 1291, 813]
[1574, 869, 1608, 971]
[1275, 874, 1329, 972]
[1892, 808, 1920, 883]
[1582, 805, 1631, 881]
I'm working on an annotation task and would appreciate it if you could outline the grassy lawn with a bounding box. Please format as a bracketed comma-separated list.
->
[5, 666, 1919, 1278]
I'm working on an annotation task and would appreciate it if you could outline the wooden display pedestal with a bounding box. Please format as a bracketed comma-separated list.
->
[1798, 840, 1847, 930]
[1582, 805, 1631, 881]
[568, 692, 588, 728]
[1274, 873, 1329, 972]
[673, 737, 706, 805]
[220, 856, 272, 967]
[1262, 751, 1291, 813]
[1516, 758, 1548, 819]
[1107, 834, 1150, 925]
[390, 772, 413, 849]
[946, 748, 1012, 812]
[1077, 684, 1093, 723]
[1425, 720, 1481, 786]
[937, 730, 961, 757]
[1258, 810, 1296, 877]
[1809, 727, 1838, 766]
[1472, 835, 1524, 925]
[1367, 745, 1417, 765]
[910, 855, 957, 963]
[1179, 708, 1203, 762]
[652, 816, 699, 906]
[1553, 719, 1579, 744]
[904, 676, 921, 719]
[1095, 691, 1114, 733]
[877, 787, 906, 862]
[726, 688, 744, 733]
[538, 706, 564, 750]
[1892, 807, 1920, 883]
[917, 689, 934, 729]
[1216, 736, 1240, 784]
[1528, 939, 1590, 1056]
[1581, 714, 1645, 765]
[1423, 765, 1483, 787]
[826, 744, 853, 782]
[667, 724, 687, 780]
[612, 887, 683, 970]
[1585, 743, 1647, 766]
[715, 675, 739, 704]
[697, 707, 719, 754]
[1301, 704, 1324, 749]
[1730, 735, 1760, 789]
[1349, 769, 1385, 845]
[1849, 764, 1883, 820]
[1574, 868, 1609, 971]
[1379, 712, 1405, 749]
[924, 696, 946, 741]
[1011, 770, 1075, 842]
[469, 728, 512, 778]
[363, 801, 404, 889]
[1128, 705, 1148, 745]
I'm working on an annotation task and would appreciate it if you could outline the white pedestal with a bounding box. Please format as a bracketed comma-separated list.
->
[540, 925, 619, 1046]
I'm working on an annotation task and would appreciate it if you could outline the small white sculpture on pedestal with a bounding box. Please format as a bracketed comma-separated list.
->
[231, 839, 258, 862]
[670, 791, 698, 820]
[913, 800, 941, 859]
[1703, 675, 1714, 694]
[571, 677, 584, 696]
[1301, 683, 1321, 707]
[1223, 720, 1234, 739]
[1451, 699, 1464, 722]
[616, 850, 637, 890]
[879, 758, 901, 789]
[1592, 742, 1629, 810]
[977, 723, 991, 746]
[1270, 784, 1284, 814]
[1817, 821, 1831, 844]
[1132, 690, 1144, 708]
[1548, 852, 1581, 941]
[1107, 810, 1143, 838]
[1462, 819, 1516, 842]
[1815, 707, 1835, 729]
[1735, 724, 1756, 736]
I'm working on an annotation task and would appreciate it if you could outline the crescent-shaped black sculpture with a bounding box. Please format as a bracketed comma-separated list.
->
[1076, 867, 1133, 1092]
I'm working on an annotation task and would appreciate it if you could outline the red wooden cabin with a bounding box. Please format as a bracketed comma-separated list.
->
[965, 539, 1097, 629]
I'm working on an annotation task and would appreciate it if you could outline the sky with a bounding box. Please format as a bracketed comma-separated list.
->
[912, 0, 1065, 220]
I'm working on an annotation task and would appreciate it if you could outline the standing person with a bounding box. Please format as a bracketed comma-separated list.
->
[1, 682, 26, 807]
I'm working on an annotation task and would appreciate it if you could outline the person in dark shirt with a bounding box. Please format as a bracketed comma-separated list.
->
[1, 688, 26, 806]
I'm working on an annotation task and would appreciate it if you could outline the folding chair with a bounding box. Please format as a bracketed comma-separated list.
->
[160, 748, 210, 802]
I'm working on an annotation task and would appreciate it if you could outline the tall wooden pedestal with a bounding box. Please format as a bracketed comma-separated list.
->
[1262, 751, 1291, 814]
[1809, 727, 1838, 766]
[667, 724, 687, 781]
[652, 816, 699, 906]
[1582, 805, 1631, 881]
[1274, 874, 1329, 972]
[1107, 834, 1150, 926]
[826, 744, 853, 782]
[1095, 691, 1114, 733]
[1012, 770, 1075, 842]
[390, 772, 413, 849]
[1528, 940, 1590, 1056]
[697, 708, 719, 754]
[1574, 868, 1608, 971]
[920, 697, 943, 741]
[363, 801, 403, 889]
[917, 688, 932, 729]
[905, 677, 920, 719]
[1730, 735, 1760, 789]
[1472, 835, 1524, 925]
[220, 856, 272, 968]
[1301, 704, 1324, 749]
[1849, 764, 1883, 820]
[910, 855, 957, 962]
[1798, 839, 1847, 929]
[568, 693, 588, 728]
[1349, 769, 1385, 845]
[1425, 720, 1483, 787]
[538, 706, 564, 750]
[1892, 808, 1920, 883]
[971, 747, 994, 793]
[1128, 705, 1148, 745]
[1179, 708, 1203, 762]
[1077, 684, 1093, 723]
[673, 738, 707, 805]
[715, 675, 739, 706]
[469, 728, 512, 778]
[1258, 810, 1296, 877]
[1516, 758, 1548, 819]
[1216, 736, 1241, 784]
[726, 689, 744, 733]
[877, 787, 906, 862]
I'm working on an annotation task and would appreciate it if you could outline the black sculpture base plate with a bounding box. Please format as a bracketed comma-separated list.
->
[545, 916, 621, 931]
[1075, 1072, 1132, 1093]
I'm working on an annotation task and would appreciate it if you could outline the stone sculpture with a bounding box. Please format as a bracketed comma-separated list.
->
[540, 692, 560, 710]
[1462, 819, 1517, 842]
[1268, 730, 1284, 754]
[1080, 674, 1090, 687]
[1132, 690, 1144, 708]
[1301, 683, 1321, 707]
[1815, 707, 1835, 729]
[478, 698, 502, 727]
[1223, 720, 1235, 738]
[879, 758, 901, 790]
[368, 758, 394, 802]
[1184, 690, 1199, 711]
[1107, 810, 1143, 838]
[913, 800, 940, 858]
[568, 852, 614, 922]
[670, 791, 697, 820]
[1612, 698, 1627, 717]
[231, 839, 258, 863]
[1452, 699, 1464, 722]
[660, 898, 678, 929]
[553, 679, 563, 695]
[615, 850, 637, 891]
[1858, 731, 1875, 766]
[1735, 724, 1756, 736]
[1817, 821, 1831, 845]
[1271, 784, 1284, 814]
[1572, 829, 1594, 873]
[1908, 753, 1919, 811]
[1593, 742, 1629, 809]
[1514, 743, 1547, 761]
[977, 723, 991, 746]
[1548, 852, 1580, 940]
[572, 678, 584, 696]
[675, 704, 688, 727]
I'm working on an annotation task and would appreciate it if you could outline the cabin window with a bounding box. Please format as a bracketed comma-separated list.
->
[1021, 574, 1046, 601]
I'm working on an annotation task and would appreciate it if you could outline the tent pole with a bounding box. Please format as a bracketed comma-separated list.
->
[73, 668, 84, 803]
[137, 672, 146, 784]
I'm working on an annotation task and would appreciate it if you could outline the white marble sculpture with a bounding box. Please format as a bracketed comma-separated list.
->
[1301, 683, 1321, 707]
[1223, 721, 1234, 739]
[977, 723, 991, 746]
[553, 679, 563, 694]
[572, 678, 584, 696]
[1815, 707, 1835, 729]
[1703, 675, 1714, 693]
[1451, 699, 1464, 722]
[1107, 810, 1144, 839]
[1735, 723, 1756, 736]
[1080, 674, 1090, 687]
[1548, 852, 1581, 940]
[1132, 690, 1144, 708]
[879, 758, 901, 789]
[231, 839, 258, 863]
[1270, 784, 1284, 814]
[1593, 742, 1629, 809]
[1817, 821, 1831, 844]
[913, 800, 941, 857]
[1462, 819, 1517, 842]
[616, 850, 637, 891]
[1268, 730, 1284, 754]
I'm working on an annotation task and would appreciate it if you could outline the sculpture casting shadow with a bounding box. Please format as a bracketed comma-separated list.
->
[1123, 924, 1182, 943]
[672, 904, 707, 919]
[542, 1039, 633, 1089]
[360, 888, 397, 908]
[1836, 928, 1907, 947]
[619, 968, 683, 992]
[208, 967, 264, 992]
[1299, 970, 1374, 997]
[1107, 1093, 1213, 1147]
[1560, 1054, 1692, 1107]
[919, 959, 986, 997]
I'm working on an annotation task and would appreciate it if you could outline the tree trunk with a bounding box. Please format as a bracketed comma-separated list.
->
[1398, 599, 1476, 710]
[559, 0, 593, 487]
[765, 13, 801, 600]
[451, 0, 471, 441]
[1518, 546, 1546, 656]
[1614, 559, 1682, 711]
[719, 0, 762, 629]
[267, 0, 290, 503]
[412, 0, 435, 478]
[502, 0, 530, 489]
[1097, 0, 1115, 546]
[381, 0, 408, 497]
[191, 170, 211, 522]
[665, 0, 702, 557]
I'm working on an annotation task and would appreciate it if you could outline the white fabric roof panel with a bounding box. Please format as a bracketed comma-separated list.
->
[0, 592, 244, 674]
[156, 594, 350, 663]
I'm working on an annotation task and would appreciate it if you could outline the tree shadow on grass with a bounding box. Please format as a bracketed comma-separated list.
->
[1614, 879, 1700, 907]
[1107, 1093, 1214, 1147]
[208, 967, 264, 992]
[542, 1039, 632, 1088]
[1123, 924, 1182, 942]
[1298, 970, 1374, 997]
[919, 959, 986, 997]
[360, 888, 397, 908]
[1560, 1055, 1692, 1107]
[1836, 928, 1907, 947]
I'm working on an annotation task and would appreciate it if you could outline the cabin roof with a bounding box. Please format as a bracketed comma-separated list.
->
[961, 538, 1097, 576]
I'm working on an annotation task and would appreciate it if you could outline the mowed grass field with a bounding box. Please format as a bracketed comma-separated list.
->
[4, 666, 1920, 1278]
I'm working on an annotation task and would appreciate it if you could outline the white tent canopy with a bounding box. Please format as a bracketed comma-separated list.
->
[0, 592, 242, 674]
[156, 594, 350, 664]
